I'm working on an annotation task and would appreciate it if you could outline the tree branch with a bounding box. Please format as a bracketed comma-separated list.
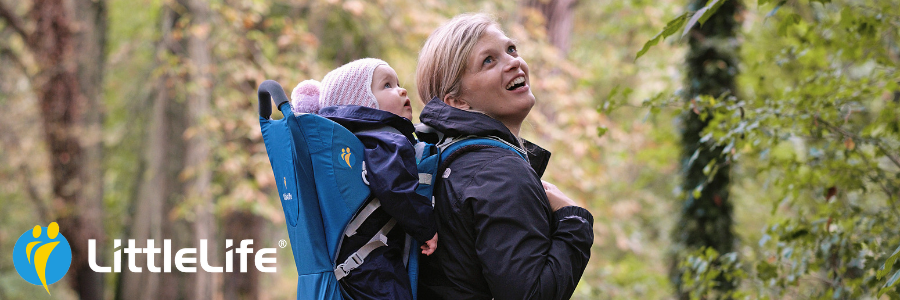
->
[1, 46, 29, 75]
[0, 0, 28, 41]
[815, 115, 900, 170]
[19, 164, 50, 223]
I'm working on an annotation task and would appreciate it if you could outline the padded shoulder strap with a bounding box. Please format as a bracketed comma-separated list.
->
[439, 136, 527, 163]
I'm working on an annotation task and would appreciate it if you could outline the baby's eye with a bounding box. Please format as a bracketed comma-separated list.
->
[483, 56, 493, 65]
[384, 83, 391, 89]
[507, 45, 516, 54]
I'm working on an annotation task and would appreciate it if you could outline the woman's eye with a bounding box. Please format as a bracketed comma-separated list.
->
[483, 56, 493, 65]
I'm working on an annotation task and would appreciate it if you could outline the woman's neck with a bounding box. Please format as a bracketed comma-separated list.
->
[502, 121, 521, 137]
[460, 106, 522, 137]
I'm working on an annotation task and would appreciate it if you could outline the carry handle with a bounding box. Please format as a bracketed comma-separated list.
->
[258, 80, 289, 119]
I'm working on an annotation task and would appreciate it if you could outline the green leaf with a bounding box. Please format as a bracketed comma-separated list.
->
[698, 0, 728, 26]
[661, 13, 689, 37]
[777, 13, 801, 36]
[757, 261, 777, 280]
[597, 126, 608, 138]
[879, 244, 900, 279]
[879, 269, 900, 298]
[635, 36, 662, 62]
[692, 185, 703, 199]
[607, 85, 621, 99]
[784, 228, 809, 241]
[682, 7, 709, 38]
[887, 291, 900, 300]
[635, 12, 688, 61]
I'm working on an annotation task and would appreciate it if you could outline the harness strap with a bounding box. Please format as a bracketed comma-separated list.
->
[344, 198, 380, 237]
[334, 219, 396, 280]
[418, 173, 433, 184]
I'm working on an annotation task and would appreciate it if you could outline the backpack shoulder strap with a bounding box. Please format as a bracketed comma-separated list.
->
[439, 136, 527, 163]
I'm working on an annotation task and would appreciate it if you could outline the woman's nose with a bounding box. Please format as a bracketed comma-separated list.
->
[505, 56, 522, 72]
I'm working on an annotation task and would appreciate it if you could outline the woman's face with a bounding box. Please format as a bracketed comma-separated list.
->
[451, 25, 534, 132]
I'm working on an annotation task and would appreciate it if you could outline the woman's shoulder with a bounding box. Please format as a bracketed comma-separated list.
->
[443, 146, 537, 190]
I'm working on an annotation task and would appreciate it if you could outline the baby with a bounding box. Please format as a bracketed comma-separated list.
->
[292, 58, 437, 300]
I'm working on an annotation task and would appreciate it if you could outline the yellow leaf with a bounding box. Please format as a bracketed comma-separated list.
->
[844, 137, 855, 150]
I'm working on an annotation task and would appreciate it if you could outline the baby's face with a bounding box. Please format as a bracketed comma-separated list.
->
[371, 65, 413, 120]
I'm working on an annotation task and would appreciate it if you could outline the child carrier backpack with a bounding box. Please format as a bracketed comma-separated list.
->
[256, 80, 526, 300]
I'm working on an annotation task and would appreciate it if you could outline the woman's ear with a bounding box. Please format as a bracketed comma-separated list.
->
[443, 94, 470, 110]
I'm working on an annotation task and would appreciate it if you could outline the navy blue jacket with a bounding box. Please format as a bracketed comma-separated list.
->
[320, 105, 437, 300]
[416, 98, 594, 300]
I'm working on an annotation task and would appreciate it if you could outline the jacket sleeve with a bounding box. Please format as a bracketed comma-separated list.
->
[466, 155, 594, 300]
[357, 132, 437, 244]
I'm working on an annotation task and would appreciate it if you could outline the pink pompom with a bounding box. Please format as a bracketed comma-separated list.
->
[291, 80, 322, 114]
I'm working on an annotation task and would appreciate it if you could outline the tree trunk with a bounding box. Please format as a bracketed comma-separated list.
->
[23, 0, 107, 298]
[73, 0, 108, 297]
[525, 0, 577, 55]
[116, 4, 187, 298]
[117, 73, 170, 300]
[178, 0, 218, 298]
[223, 211, 263, 300]
[671, 0, 743, 298]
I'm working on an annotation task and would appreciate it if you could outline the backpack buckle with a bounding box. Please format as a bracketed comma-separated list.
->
[351, 253, 363, 265]
[334, 253, 364, 281]
[334, 264, 350, 280]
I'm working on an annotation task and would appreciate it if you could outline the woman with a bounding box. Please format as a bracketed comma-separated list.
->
[415, 13, 594, 300]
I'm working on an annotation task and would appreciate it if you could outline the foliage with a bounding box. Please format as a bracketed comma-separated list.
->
[680, 247, 748, 299]
[640, 0, 900, 298]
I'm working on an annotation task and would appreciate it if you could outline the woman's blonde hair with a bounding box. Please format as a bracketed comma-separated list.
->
[416, 13, 499, 104]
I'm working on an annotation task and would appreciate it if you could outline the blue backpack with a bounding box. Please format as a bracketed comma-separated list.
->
[256, 80, 526, 300]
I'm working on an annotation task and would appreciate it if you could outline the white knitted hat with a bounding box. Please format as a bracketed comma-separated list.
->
[319, 58, 387, 110]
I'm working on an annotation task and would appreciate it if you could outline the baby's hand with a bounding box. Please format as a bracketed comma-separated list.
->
[421, 233, 438, 256]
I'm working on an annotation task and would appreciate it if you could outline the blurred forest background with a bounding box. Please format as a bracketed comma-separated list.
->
[0, 0, 898, 299]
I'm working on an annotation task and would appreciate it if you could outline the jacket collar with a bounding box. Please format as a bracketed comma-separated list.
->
[419, 98, 551, 177]
[318, 105, 416, 142]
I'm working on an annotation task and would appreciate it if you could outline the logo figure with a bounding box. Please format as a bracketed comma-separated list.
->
[340, 147, 352, 168]
[13, 222, 72, 295]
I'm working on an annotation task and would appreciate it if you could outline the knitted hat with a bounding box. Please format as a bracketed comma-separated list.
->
[291, 79, 322, 114]
[319, 58, 387, 110]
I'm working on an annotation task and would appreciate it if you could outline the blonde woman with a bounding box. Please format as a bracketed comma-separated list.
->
[415, 13, 594, 300]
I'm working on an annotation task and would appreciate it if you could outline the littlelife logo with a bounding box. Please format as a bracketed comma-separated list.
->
[13, 222, 72, 295]
[89, 239, 278, 273]
[13, 223, 277, 294]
